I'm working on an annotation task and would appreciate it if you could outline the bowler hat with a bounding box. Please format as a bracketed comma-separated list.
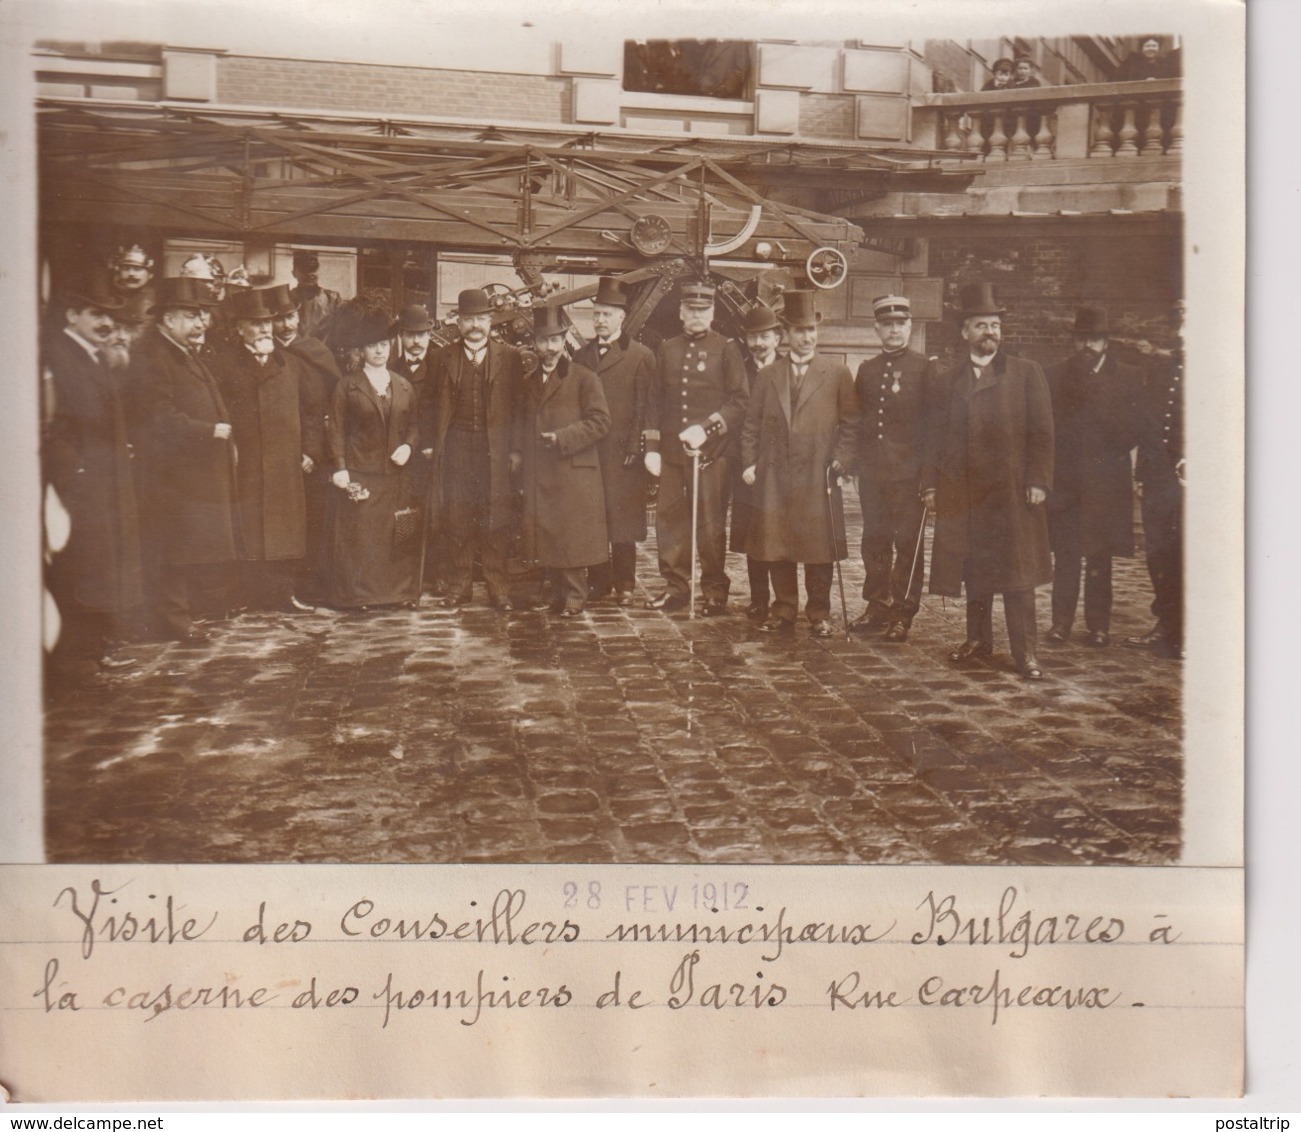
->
[779, 290, 822, 326]
[872, 294, 912, 320]
[956, 282, 1006, 319]
[264, 283, 297, 318]
[532, 304, 567, 338]
[223, 286, 281, 324]
[592, 276, 630, 309]
[1072, 305, 1110, 336]
[740, 303, 780, 334]
[64, 280, 126, 313]
[680, 282, 716, 308]
[393, 303, 435, 333]
[456, 288, 494, 317]
[153, 277, 219, 312]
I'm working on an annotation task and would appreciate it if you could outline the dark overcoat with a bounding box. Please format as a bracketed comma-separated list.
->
[133, 327, 239, 567]
[1046, 350, 1143, 558]
[513, 356, 611, 569]
[574, 334, 653, 544]
[215, 346, 308, 562]
[421, 339, 523, 532]
[740, 355, 858, 564]
[926, 351, 1054, 596]
[43, 330, 143, 613]
[327, 369, 418, 475]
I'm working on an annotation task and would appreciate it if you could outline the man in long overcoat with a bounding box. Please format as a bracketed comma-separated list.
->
[740, 290, 857, 637]
[514, 304, 611, 617]
[643, 281, 748, 615]
[573, 276, 653, 606]
[1045, 305, 1143, 647]
[43, 281, 144, 678]
[731, 302, 782, 621]
[132, 277, 239, 642]
[215, 286, 316, 614]
[851, 293, 946, 642]
[925, 283, 1054, 679]
[421, 288, 525, 610]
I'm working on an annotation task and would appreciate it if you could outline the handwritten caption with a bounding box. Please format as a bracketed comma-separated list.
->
[25, 878, 1186, 1030]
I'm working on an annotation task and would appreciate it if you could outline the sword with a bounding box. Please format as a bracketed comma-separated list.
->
[827, 465, 850, 639]
[687, 445, 701, 620]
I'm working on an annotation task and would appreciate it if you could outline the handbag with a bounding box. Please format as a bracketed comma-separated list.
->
[393, 504, 421, 550]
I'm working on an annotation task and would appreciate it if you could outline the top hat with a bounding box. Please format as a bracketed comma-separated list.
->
[956, 282, 1006, 319]
[872, 294, 912, 320]
[532, 304, 567, 338]
[740, 303, 780, 334]
[109, 244, 153, 271]
[393, 303, 435, 333]
[292, 250, 321, 270]
[456, 288, 494, 317]
[679, 282, 716, 308]
[779, 290, 822, 326]
[263, 283, 297, 318]
[224, 286, 282, 324]
[592, 276, 630, 309]
[64, 280, 126, 313]
[1072, 305, 1110, 336]
[153, 277, 220, 312]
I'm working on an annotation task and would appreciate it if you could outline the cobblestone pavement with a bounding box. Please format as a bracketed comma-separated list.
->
[45, 494, 1182, 866]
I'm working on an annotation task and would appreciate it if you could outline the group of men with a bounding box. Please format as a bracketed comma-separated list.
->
[41, 249, 1184, 685]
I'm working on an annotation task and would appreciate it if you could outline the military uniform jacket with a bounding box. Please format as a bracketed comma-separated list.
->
[215, 345, 309, 562]
[1046, 350, 1143, 558]
[647, 329, 748, 465]
[575, 334, 653, 544]
[854, 348, 945, 487]
[740, 354, 858, 564]
[512, 356, 611, 569]
[926, 351, 1054, 596]
[133, 327, 239, 567]
[43, 330, 143, 613]
[422, 338, 524, 531]
[1135, 351, 1184, 489]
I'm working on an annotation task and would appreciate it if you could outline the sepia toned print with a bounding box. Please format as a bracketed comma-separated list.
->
[35, 21, 1188, 869]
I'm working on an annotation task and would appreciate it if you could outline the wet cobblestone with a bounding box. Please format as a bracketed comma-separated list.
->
[44, 505, 1183, 865]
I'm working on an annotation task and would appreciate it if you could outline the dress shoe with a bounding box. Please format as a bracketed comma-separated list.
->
[440, 591, 471, 609]
[1086, 630, 1110, 648]
[530, 598, 560, 613]
[646, 592, 688, 612]
[884, 622, 909, 642]
[1124, 625, 1168, 648]
[1046, 623, 1071, 644]
[744, 602, 770, 621]
[809, 619, 835, 638]
[558, 607, 583, 619]
[758, 616, 795, 635]
[949, 639, 992, 663]
[699, 598, 728, 617]
[614, 590, 635, 607]
[97, 653, 139, 672]
[849, 608, 889, 633]
[1017, 657, 1045, 680]
[288, 595, 317, 613]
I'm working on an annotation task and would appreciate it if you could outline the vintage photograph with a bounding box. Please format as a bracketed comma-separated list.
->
[32, 12, 1189, 868]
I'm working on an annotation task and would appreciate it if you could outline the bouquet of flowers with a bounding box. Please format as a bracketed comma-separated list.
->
[344, 481, 370, 503]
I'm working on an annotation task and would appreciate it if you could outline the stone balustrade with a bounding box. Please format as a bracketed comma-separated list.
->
[912, 79, 1181, 163]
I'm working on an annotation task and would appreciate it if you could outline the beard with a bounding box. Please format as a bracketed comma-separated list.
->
[247, 335, 275, 356]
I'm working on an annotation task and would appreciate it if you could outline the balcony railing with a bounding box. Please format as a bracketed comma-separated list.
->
[911, 79, 1181, 163]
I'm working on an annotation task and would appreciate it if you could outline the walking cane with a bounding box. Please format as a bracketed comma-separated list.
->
[826, 465, 850, 639]
[413, 500, 430, 609]
[687, 445, 701, 620]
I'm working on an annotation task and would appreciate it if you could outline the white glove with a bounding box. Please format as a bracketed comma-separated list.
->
[391, 444, 412, 467]
[301, 454, 314, 474]
[644, 451, 662, 478]
[679, 424, 708, 451]
[742, 465, 756, 486]
[213, 422, 232, 440]
[331, 470, 351, 489]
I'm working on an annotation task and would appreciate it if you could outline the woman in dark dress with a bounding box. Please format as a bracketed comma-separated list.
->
[325, 300, 420, 609]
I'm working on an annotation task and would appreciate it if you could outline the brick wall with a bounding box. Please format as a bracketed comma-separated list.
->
[216, 56, 571, 122]
[926, 231, 1182, 370]
[797, 93, 856, 140]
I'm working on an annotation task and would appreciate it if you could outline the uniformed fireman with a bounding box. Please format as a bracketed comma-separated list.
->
[643, 282, 748, 614]
[850, 294, 945, 641]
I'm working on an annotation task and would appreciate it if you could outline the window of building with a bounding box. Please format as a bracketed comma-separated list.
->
[622, 40, 752, 100]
